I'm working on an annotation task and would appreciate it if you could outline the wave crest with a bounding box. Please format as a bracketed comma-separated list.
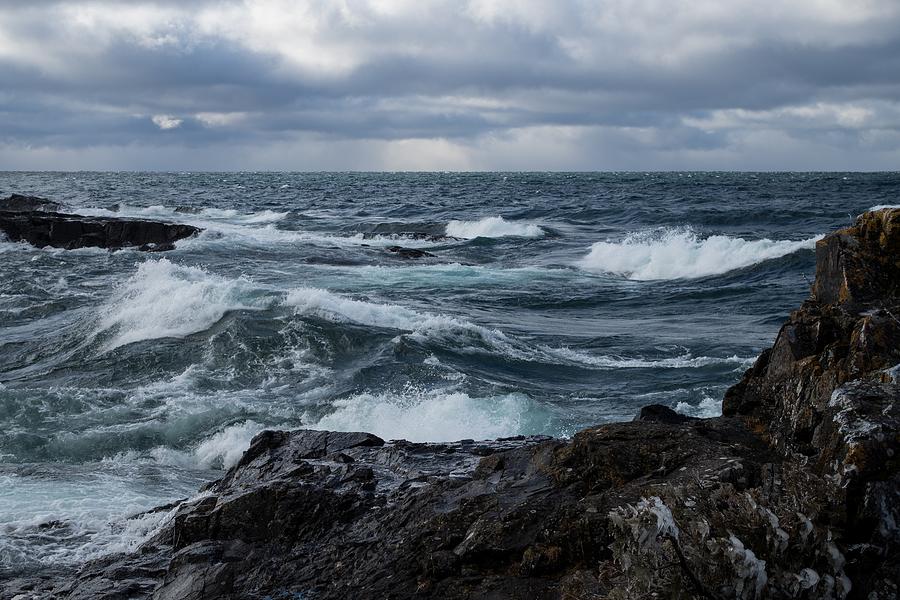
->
[578, 228, 822, 280]
[305, 388, 541, 442]
[445, 216, 543, 239]
[95, 259, 268, 351]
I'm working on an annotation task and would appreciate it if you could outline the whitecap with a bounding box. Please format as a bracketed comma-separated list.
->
[304, 387, 541, 442]
[869, 204, 900, 211]
[109, 420, 269, 471]
[94, 259, 270, 351]
[544, 347, 755, 370]
[578, 227, 822, 280]
[445, 216, 543, 239]
[675, 395, 722, 418]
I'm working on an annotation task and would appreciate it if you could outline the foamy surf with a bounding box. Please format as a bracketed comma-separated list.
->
[545, 347, 755, 370]
[305, 387, 544, 442]
[76, 204, 289, 224]
[94, 259, 270, 351]
[108, 420, 268, 471]
[0, 468, 199, 569]
[578, 227, 823, 280]
[675, 395, 722, 418]
[445, 216, 543, 239]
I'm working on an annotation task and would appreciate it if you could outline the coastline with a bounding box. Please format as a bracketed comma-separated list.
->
[4, 208, 898, 599]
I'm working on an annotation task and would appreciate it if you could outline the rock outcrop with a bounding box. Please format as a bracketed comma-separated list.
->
[2, 210, 899, 599]
[0, 194, 201, 251]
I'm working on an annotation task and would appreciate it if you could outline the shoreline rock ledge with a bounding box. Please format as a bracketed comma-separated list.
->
[0, 194, 200, 251]
[4, 210, 899, 599]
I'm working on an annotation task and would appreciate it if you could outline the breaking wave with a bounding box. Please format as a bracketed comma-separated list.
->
[578, 228, 822, 280]
[283, 287, 753, 369]
[305, 388, 542, 442]
[445, 216, 543, 239]
[94, 259, 269, 351]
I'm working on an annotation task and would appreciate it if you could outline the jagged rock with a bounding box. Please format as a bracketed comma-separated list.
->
[3, 210, 899, 599]
[0, 194, 201, 251]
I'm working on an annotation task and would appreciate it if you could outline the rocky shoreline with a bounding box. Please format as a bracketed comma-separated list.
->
[3, 209, 899, 599]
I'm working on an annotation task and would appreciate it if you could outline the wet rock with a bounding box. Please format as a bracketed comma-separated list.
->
[386, 245, 435, 259]
[0, 194, 201, 251]
[4, 209, 899, 599]
[0, 193, 62, 212]
[634, 403, 697, 424]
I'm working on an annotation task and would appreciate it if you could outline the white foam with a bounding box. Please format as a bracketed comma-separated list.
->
[870, 204, 900, 211]
[445, 216, 544, 239]
[76, 204, 288, 224]
[675, 395, 722, 418]
[186, 421, 265, 469]
[546, 347, 754, 370]
[0, 470, 198, 569]
[578, 228, 822, 280]
[94, 259, 269, 351]
[305, 388, 538, 442]
[110, 420, 268, 471]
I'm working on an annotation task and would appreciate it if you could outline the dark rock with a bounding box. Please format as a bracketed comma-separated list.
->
[0, 193, 62, 212]
[4, 209, 900, 599]
[0, 201, 201, 252]
[634, 403, 697, 424]
[386, 245, 436, 259]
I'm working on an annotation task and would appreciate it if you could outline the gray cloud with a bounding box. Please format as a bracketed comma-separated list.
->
[0, 0, 899, 170]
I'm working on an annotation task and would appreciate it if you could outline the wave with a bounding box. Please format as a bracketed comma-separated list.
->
[0, 468, 196, 569]
[305, 388, 542, 442]
[283, 287, 753, 370]
[675, 395, 722, 418]
[445, 216, 543, 239]
[545, 347, 755, 370]
[94, 259, 269, 351]
[577, 227, 822, 280]
[870, 204, 900, 211]
[107, 420, 267, 471]
[76, 204, 289, 224]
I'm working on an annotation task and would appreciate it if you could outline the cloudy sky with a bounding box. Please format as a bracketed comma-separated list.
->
[1, 0, 899, 170]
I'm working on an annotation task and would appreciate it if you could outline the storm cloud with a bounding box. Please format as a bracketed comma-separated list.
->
[1, 0, 899, 170]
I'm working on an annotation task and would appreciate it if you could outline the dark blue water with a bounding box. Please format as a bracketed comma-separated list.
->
[1, 171, 897, 572]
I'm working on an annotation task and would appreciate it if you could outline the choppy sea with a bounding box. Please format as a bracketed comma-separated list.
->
[1, 171, 897, 574]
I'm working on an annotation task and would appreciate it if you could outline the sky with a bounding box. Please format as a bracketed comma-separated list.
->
[0, 0, 899, 171]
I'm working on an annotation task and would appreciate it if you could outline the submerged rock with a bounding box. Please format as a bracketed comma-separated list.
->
[386, 245, 436, 259]
[3, 209, 899, 599]
[0, 194, 201, 251]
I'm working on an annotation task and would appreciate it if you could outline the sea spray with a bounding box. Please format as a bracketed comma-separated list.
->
[445, 216, 544, 239]
[94, 259, 269, 351]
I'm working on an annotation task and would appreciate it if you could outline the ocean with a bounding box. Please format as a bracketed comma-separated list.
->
[1, 171, 897, 574]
